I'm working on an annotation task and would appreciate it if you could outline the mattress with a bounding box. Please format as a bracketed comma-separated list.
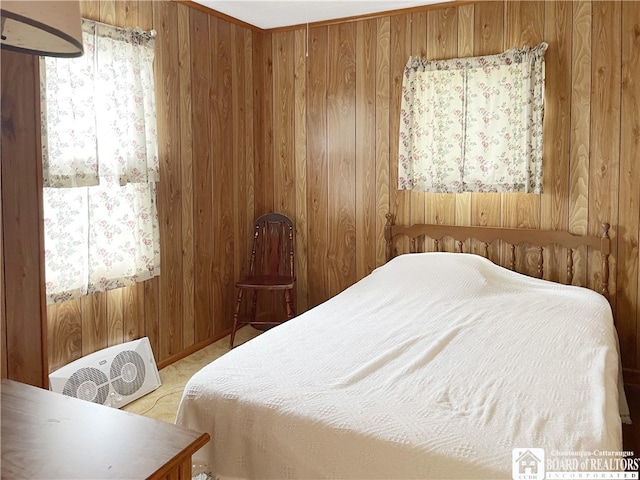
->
[176, 252, 627, 479]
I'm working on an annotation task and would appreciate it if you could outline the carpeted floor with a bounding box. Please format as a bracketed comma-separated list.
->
[122, 326, 262, 423]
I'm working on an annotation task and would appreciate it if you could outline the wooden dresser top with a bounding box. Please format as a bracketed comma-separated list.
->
[1, 379, 209, 479]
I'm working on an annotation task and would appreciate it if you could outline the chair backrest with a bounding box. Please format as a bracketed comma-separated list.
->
[248, 213, 294, 278]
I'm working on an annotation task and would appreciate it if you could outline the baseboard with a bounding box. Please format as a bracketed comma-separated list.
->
[156, 327, 233, 371]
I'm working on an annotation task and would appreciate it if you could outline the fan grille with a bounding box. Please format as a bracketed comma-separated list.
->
[62, 367, 110, 404]
[110, 350, 146, 396]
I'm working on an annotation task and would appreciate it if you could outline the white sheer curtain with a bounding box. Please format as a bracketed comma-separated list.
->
[40, 19, 160, 305]
[398, 43, 548, 194]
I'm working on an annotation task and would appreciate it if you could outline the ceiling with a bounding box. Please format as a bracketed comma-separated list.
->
[191, 1, 452, 30]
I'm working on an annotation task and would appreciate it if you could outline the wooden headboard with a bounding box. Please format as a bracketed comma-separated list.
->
[384, 213, 611, 298]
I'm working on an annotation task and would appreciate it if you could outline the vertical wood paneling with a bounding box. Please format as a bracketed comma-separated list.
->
[589, 1, 621, 310]
[81, 294, 107, 356]
[355, 19, 377, 280]
[210, 17, 225, 331]
[243, 28, 256, 286]
[154, 0, 183, 359]
[375, 17, 391, 267]
[212, 18, 235, 333]
[48, 301, 82, 373]
[191, 9, 213, 343]
[244, 0, 639, 374]
[541, 1, 572, 282]
[178, 3, 195, 349]
[618, 1, 640, 367]
[222, 22, 237, 331]
[232, 24, 246, 311]
[327, 23, 357, 297]
[294, 29, 309, 312]
[233, 24, 254, 324]
[80, 0, 99, 21]
[273, 31, 296, 218]
[457, 4, 474, 59]
[106, 288, 124, 347]
[1, 51, 47, 386]
[138, 0, 152, 30]
[144, 278, 160, 357]
[115, 0, 138, 28]
[505, 1, 544, 47]
[10, 0, 639, 378]
[264, 1, 637, 372]
[389, 15, 411, 252]
[473, 1, 504, 56]
[14, 0, 259, 375]
[569, 0, 591, 287]
[270, 30, 296, 319]
[254, 33, 275, 216]
[249, 29, 274, 324]
[99, 0, 116, 26]
[306, 26, 330, 307]
[245, 28, 256, 234]
[122, 285, 141, 342]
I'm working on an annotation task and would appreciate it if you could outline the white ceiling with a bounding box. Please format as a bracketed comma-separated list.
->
[192, 0, 452, 30]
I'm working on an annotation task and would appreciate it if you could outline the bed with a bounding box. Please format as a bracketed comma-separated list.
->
[176, 215, 629, 479]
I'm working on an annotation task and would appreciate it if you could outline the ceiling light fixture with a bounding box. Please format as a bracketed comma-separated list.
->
[0, 1, 83, 58]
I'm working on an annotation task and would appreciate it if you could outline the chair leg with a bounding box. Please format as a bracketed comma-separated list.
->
[284, 288, 295, 320]
[230, 288, 244, 349]
[250, 290, 258, 322]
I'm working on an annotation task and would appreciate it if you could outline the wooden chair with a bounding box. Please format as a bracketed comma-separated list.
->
[230, 213, 295, 348]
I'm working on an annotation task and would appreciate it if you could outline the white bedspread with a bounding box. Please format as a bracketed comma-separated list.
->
[176, 253, 626, 479]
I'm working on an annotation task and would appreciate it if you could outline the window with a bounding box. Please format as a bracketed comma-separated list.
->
[398, 43, 548, 194]
[40, 19, 160, 305]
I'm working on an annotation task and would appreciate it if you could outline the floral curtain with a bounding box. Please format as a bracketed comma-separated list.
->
[398, 43, 548, 194]
[40, 19, 160, 305]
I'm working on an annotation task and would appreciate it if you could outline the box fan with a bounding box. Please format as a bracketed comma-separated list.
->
[49, 337, 161, 408]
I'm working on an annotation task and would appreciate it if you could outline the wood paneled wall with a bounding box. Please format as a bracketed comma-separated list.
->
[1, 51, 48, 386]
[6, 0, 640, 380]
[259, 1, 640, 371]
[45, 0, 256, 372]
